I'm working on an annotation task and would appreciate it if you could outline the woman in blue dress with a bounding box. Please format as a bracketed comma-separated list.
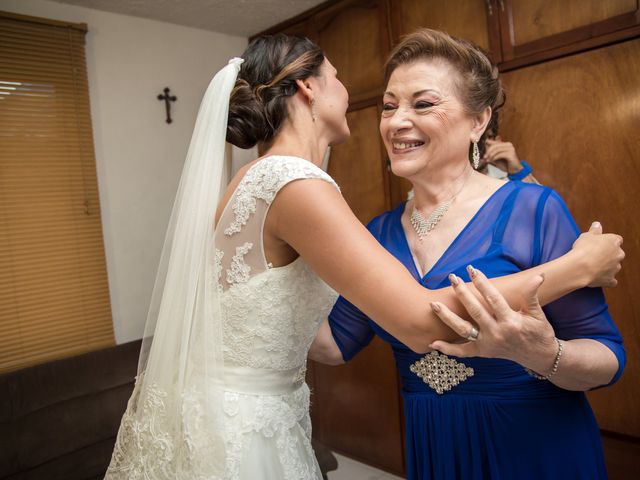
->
[310, 29, 625, 479]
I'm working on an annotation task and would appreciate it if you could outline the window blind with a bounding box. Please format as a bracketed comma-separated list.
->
[0, 11, 114, 372]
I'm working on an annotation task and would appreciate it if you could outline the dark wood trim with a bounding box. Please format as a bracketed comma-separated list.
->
[498, 25, 640, 72]
[485, 0, 504, 63]
[497, 0, 515, 61]
[601, 429, 640, 444]
[386, 0, 405, 46]
[383, 0, 395, 48]
[348, 90, 383, 111]
[511, 11, 640, 59]
[377, 0, 392, 58]
[0, 10, 87, 32]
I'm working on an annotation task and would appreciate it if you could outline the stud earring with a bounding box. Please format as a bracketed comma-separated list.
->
[472, 141, 480, 170]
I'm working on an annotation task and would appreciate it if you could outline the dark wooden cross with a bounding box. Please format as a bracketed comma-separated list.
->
[157, 87, 177, 123]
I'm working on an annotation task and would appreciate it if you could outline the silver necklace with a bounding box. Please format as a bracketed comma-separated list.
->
[410, 169, 472, 241]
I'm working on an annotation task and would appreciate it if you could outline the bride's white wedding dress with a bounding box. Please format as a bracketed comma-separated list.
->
[106, 155, 339, 479]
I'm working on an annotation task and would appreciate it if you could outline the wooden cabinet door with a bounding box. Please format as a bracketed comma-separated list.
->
[499, 38, 640, 439]
[498, 0, 640, 68]
[309, 104, 405, 476]
[328, 103, 390, 223]
[312, 0, 390, 103]
[388, 0, 500, 61]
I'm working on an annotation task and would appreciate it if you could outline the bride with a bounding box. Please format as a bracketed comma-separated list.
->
[105, 34, 624, 479]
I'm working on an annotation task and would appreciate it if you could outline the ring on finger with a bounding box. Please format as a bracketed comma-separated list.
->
[466, 326, 479, 342]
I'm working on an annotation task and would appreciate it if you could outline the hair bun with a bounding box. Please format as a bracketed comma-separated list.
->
[226, 80, 268, 149]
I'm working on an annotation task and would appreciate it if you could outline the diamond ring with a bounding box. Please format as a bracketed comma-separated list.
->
[467, 326, 479, 342]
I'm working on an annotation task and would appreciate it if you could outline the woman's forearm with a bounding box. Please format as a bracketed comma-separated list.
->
[410, 249, 591, 351]
[483, 249, 590, 308]
[536, 339, 618, 391]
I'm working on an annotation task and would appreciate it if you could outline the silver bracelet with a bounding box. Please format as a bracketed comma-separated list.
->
[525, 338, 564, 381]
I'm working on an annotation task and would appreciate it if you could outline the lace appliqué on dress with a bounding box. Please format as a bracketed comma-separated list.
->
[226, 242, 253, 285]
[106, 380, 176, 479]
[214, 249, 224, 292]
[106, 377, 226, 480]
[223, 156, 338, 237]
[221, 385, 320, 480]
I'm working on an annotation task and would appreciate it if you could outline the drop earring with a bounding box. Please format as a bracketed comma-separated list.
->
[310, 98, 316, 122]
[472, 141, 480, 170]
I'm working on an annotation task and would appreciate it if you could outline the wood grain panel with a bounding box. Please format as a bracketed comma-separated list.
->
[389, 0, 493, 52]
[315, 0, 387, 99]
[500, 38, 640, 437]
[328, 105, 389, 224]
[510, 0, 638, 46]
[310, 337, 405, 475]
[601, 433, 640, 479]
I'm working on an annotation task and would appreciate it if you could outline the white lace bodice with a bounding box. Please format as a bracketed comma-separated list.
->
[215, 156, 339, 373]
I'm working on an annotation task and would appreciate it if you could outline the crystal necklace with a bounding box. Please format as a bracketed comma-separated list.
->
[410, 168, 472, 241]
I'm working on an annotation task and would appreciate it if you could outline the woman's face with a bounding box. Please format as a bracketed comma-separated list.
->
[380, 59, 479, 179]
[314, 58, 350, 145]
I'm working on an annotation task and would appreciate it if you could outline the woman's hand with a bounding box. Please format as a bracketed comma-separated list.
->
[428, 267, 559, 375]
[483, 137, 523, 174]
[572, 222, 624, 287]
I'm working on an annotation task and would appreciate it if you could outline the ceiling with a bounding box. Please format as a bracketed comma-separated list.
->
[51, 0, 326, 37]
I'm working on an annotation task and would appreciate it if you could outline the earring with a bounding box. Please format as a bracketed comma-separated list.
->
[310, 98, 316, 122]
[472, 141, 480, 170]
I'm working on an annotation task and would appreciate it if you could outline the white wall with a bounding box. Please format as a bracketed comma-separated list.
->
[1, 0, 248, 343]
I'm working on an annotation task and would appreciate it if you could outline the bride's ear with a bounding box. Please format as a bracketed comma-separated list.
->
[295, 78, 314, 103]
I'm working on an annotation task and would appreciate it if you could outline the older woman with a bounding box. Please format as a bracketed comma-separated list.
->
[311, 29, 625, 479]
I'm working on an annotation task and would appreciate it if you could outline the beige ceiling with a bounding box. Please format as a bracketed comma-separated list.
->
[51, 0, 326, 36]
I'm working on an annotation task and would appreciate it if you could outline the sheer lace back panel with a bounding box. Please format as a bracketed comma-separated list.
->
[214, 155, 340, 372]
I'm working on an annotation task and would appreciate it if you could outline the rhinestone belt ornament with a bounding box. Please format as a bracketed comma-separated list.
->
[409, 351, 474, 394]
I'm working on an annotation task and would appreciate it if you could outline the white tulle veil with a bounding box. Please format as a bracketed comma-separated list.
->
[105, 57, 243, 479]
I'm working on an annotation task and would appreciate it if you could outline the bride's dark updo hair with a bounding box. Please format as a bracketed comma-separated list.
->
[227, 34, 325, 149]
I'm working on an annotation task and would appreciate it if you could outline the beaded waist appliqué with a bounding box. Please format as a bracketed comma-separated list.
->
[409, 351, 474, 394]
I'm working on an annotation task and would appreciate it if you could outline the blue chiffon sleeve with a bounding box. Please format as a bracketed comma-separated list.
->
[535, 189, 626, 385]
[328, 296, 375, 362]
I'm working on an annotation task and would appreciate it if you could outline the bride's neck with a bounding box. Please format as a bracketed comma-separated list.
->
[264, 118, 328, 167]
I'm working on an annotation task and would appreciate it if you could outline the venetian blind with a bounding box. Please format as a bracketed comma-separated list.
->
[0, 11, 114, 373]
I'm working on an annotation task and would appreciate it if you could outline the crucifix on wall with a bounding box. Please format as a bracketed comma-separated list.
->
[157, 87, 177, 123]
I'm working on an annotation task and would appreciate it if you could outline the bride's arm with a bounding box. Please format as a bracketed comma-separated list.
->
[274, 180, 622, 353]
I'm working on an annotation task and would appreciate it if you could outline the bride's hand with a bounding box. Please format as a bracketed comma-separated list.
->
[428, 267, 558, 374]
[572, 222, 624, 288]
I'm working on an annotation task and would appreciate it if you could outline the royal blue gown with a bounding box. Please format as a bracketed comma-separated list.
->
[328, 181, 625, 480]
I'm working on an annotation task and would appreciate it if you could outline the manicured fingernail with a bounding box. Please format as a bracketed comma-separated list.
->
[592, 221, 601, 229]
[449, 273, 460, 286]
[431, 302, 441, 313]
[467, 265, 477, 278]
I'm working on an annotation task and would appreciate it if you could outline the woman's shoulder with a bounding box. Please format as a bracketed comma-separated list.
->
[506, 181, 575, 229]
[509, 180, 565, 208]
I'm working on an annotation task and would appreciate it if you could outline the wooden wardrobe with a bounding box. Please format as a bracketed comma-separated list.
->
[255, 1, 640, 477]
